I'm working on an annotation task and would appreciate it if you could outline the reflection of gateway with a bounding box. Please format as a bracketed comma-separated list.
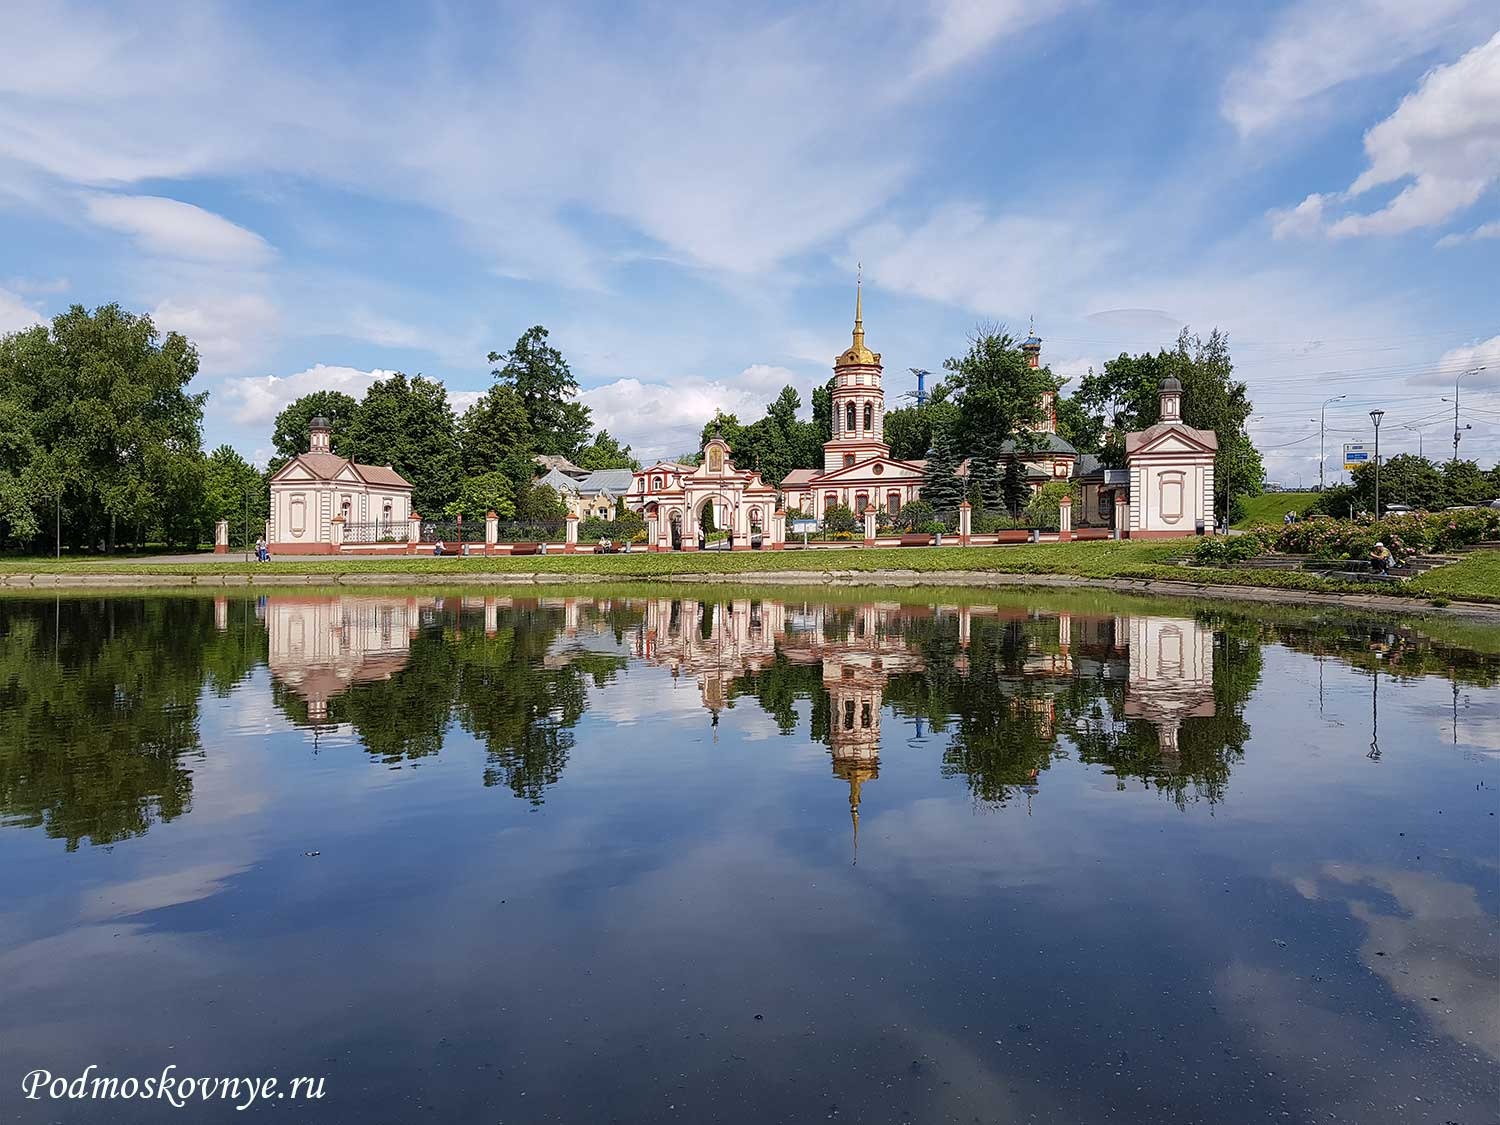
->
[1122, 616, 1216, 752]
[266, 596, 422, 725]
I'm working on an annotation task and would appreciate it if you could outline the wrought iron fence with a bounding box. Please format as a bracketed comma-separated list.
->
[418, 518, 486, 544]
[494, 518, 566, 543]
[343, 520, 407, 544]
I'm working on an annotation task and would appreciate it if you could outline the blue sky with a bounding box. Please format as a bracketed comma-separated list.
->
[1, 0, 1497, 483]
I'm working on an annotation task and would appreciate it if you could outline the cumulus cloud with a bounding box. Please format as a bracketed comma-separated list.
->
[1420, 334, 1500, 389]
[1222, 0, 1487, 136]
[1271, 31, 1500, 238]
[84, 194, 274, 264]
[0, 286, 47, 334]
[583, 364, 806, 460]
[218, 362, 396, 426]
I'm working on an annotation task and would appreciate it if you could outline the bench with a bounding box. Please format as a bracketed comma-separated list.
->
[898, 533, 933, 547]
[508, 542, 542, 556]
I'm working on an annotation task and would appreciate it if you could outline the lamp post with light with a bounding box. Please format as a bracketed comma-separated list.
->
[1453, 366, 1486, 463]
[1320, 394, 1346, 492]
[1369, 409, 1384, 519]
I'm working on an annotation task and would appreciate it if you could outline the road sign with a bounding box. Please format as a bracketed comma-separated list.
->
[1342, 442, 1371, 470]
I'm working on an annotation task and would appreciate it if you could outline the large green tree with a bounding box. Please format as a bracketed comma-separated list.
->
[488, 326, 592, 458]
[576, 429, 638, 470]
[342, 372, 461, 516]
[0, 303, 206, 551]
[203, 445, 269, 548]
[1350, 453, 1446, 512]
[944, 327, 1054, 462]
[1442, 458, 1498, 507]
[458, 383, 533, 481]
[271, 390, 360, 460]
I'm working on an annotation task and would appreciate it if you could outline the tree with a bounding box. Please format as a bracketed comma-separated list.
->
[203, 445, 267, 549]
[944, 326, 1054, 463]
[883, 395, 959, 461]
[342, 372, 461, 516]
[271, 391, 360, 460]
[514, 481, 568, 521]
[488, 326, 592, 458]
[445, 471, 516, 521]
[921, 426, 965, 515]
[457, 384, 532, 480]
[1054, 382, 1104, 454]
[1442, 459, 1497, 507]
[1002, 454, 1026, 516]
[1351, 453, 1445, 512]
[576, 429, 638, 470]
[0, 303, 206, 552]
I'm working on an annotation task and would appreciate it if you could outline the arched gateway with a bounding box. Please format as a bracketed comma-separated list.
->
[631, 437, 779, 551]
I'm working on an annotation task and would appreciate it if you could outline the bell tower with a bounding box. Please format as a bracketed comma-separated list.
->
[824, 268, 889, 472]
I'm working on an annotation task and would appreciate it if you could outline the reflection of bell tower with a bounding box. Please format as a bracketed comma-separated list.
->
[828, 671, 882, 863]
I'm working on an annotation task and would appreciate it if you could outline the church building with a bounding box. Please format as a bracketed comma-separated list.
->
[268, 417, 414, 553]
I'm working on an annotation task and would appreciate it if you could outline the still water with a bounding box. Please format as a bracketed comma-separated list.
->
[0, 590, 1496, 1123]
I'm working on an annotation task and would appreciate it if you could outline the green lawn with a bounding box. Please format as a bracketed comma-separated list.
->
[1410, 552, 1500, 602]
[2, 539, 1495, 606]
[0, 540, 1188, 577]
[1235, 491, 1319, 528]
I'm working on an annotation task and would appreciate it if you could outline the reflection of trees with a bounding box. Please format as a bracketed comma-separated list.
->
[452, 607, 627, 805]
[728, 650, 830, 744]
[0, 597, 263, 849]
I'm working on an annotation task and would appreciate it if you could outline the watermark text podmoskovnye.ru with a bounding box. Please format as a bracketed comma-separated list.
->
[22, 1065, 325, 1111]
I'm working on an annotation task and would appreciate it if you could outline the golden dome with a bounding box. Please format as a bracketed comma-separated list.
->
[834, 272, 881, 368]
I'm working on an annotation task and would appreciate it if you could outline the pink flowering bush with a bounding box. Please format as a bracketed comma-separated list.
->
[1248, 509, 1500, 561]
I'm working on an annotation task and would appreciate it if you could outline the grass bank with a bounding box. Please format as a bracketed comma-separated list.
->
[0, 540, 1495, 608]
[1234, 492, 1319, 528]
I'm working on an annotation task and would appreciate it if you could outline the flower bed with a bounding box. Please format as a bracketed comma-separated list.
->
[1195, 508, 1500, 567]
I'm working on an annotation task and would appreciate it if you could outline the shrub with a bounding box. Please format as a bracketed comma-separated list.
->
[894, 500, 935, 532]
[1190, 533, 1269, 565]
[822, 503, 859, 536]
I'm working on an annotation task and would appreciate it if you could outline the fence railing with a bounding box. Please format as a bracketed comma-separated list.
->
[344, 520, 407, 544]
[494, 519, 566, 543]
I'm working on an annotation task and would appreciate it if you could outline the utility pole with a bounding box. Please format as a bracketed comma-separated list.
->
[1453, 366, 1486, 463]
[1369, 409, 1384, 519]
[1320, 394, 1346, 491]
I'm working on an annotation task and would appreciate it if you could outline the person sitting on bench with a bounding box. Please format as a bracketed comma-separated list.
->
[1369, 541, 1392, 573]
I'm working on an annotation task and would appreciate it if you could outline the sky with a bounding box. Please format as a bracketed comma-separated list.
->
[1, 0, 1497, 485]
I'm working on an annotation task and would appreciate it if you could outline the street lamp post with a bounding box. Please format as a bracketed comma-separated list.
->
[1400, 423, 1424, 458]
[1320, 394, 1346, 492]
[1453, 366, 1486, 463]
[1369, 409, 1384, 519]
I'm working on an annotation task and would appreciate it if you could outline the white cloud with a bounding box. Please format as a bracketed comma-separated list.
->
[84, 193, 274, 263]
[1272, 32, 1500, 238]
[1436, 218, 1500, 246]
[583, 364, 805, 460]
[218, 362, 394, 426]
[153, 293, 279, 375]
[907, 0, 1074, 85]
[1421, 334, 1500, 389]
[1222, 0, 1487, 136]
[860, 202, 1114, 319]
[0, 286, 46, 334]
[345, 310, 428, 351]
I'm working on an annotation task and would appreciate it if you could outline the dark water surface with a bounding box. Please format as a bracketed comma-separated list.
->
[0, 590, 1496, 1124]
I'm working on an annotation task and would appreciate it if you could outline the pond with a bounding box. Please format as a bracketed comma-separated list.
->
[0, 590, 1496, 1122]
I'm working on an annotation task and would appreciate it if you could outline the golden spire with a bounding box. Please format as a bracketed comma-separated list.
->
[835, 263, 880, 369]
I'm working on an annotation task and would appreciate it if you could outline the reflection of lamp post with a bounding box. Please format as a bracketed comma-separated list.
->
[1368, 667, 1380, 761]
[1368, 409, 1384, 518]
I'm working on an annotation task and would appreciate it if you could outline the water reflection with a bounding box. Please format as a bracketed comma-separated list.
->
[0, 591, 1495, 1124]
[2, 592, 1496, 847]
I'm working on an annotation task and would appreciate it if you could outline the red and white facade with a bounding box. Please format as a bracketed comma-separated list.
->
[268, 418, 414, 554]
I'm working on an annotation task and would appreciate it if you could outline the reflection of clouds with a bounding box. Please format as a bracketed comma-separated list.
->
[1295, 863, 1500, 1062]
[78, 861, 251, 922]
[1450, 715, 1500, 755]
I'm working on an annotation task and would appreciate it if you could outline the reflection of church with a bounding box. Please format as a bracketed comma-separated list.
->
[264, 596, 423, 725]
[1122, 615, 1216, 752]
